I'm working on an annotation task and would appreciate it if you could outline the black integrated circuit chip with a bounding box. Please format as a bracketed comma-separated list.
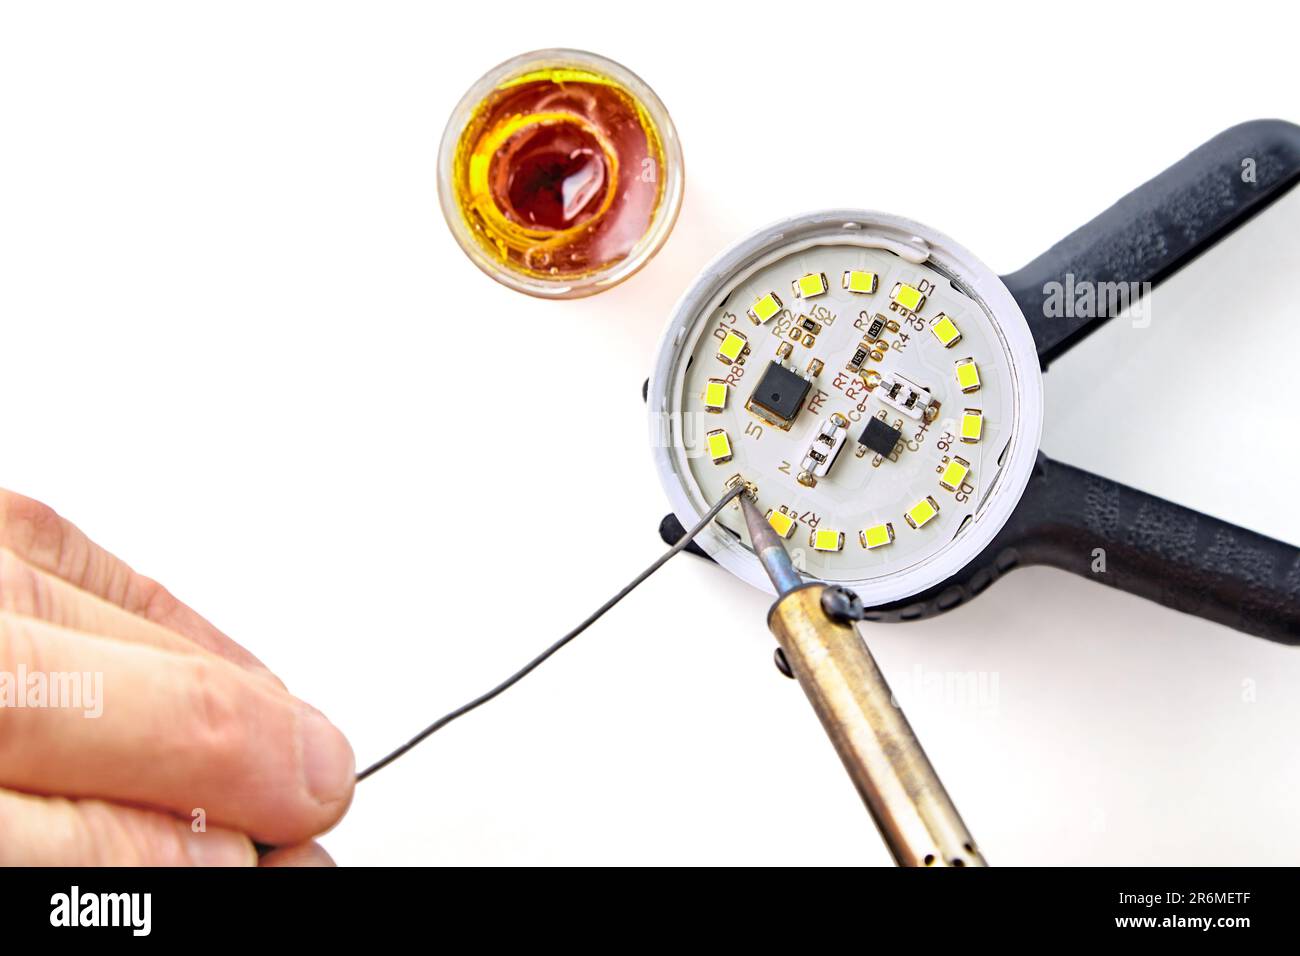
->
[748, 361, 811, 427]
[859, 416, 902, 457]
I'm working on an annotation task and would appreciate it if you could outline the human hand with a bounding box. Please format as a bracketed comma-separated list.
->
[0, 490, 354, 865]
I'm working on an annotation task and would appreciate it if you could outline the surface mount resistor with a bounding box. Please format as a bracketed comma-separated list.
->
[847, 344, 870, 373]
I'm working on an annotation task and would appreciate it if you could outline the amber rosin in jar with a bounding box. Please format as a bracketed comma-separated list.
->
[438, 49, 683, 298]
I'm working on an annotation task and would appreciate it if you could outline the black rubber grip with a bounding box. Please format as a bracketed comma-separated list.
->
[1001, 119, 1300, 369]
[658, 512, 711, 560]
[864, 455, 1300, 645]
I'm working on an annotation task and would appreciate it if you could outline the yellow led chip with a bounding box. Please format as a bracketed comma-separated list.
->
[859, 522, 895, 550]
[904, 496, 940, 529]
[705, 429, 732, 464]
[811, 528, 844, 552]
[930, 314, 962, 348]
[766, 508, 796, 539]
[842, 270, 878, 294]
[793, 272, 828, 298]
[955, 358, 981, 392]
[939, 457, 971, 492]
[703, 379, 728, 412]
[717, 330, 748, 365]
[960, 408, 983, 443]
[747, 292, 783, 325]
[891, 282, 926, 313]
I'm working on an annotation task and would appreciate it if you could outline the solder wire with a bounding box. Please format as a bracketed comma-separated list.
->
[355, 482, 747, 782]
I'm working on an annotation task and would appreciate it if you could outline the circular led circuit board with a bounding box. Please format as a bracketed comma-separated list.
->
[648, 211, 1044, 605]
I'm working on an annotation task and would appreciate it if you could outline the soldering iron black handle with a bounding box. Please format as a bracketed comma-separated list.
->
[1001, 119, 1300, 369]
[864, 455, 1300, 645]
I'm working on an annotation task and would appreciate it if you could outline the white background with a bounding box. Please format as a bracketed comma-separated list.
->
[2, 0, 1298, 865]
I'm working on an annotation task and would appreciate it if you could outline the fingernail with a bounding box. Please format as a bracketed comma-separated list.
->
[181, 828, 255, 867]
[299, 707, 355, 805]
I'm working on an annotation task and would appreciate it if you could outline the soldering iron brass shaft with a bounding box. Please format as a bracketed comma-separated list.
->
[738, 494, 986, 867]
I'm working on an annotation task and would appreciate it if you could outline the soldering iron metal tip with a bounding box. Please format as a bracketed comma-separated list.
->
[738, 490, 803, 596]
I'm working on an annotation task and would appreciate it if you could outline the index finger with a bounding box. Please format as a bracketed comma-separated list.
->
[0, 611, 355, 845]
[0, 489, 270, 674]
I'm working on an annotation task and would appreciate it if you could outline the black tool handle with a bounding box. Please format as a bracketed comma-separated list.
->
[1001, 119, 1300, 368]
[654, 121, 1300, 642]
[864, 455, 1300, 645]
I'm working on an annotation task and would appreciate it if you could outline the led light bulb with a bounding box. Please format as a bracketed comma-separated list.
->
[438, 49, 684, 299]
[648, 211, 1043, 605]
